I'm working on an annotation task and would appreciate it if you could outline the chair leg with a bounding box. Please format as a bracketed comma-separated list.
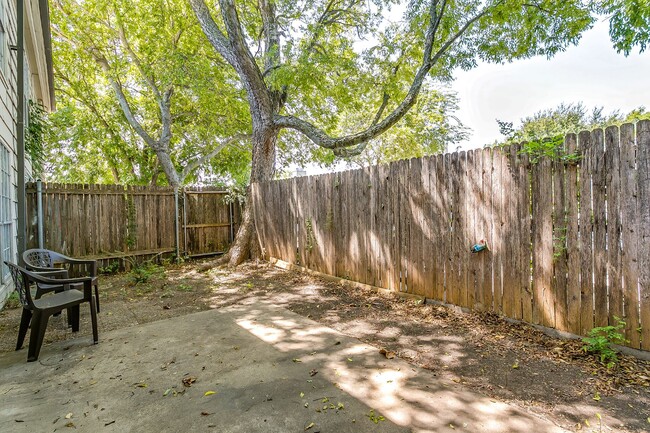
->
[16, 308, 32, 351]
[89, 297, 98, 344]
[69, 305, 80, 332]
[27, 311, 50, 362]
[94, 283, 100, 313]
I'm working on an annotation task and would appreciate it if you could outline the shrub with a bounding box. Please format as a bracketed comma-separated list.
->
[582, 317, 628, 367]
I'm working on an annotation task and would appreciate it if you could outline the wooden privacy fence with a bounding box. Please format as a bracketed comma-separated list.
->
[25, 183, 240, 267]
[252, 120, 650, 352]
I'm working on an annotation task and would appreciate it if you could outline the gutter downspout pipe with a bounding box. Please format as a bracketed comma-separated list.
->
[16, 0, 26, 263]
[36, 179, 43, 248]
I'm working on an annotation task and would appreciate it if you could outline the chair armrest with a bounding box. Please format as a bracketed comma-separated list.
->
[25, 264, 56, 273]
[27, 273, 93, 286]
[33, 269, 69, 279]
[61, 258, 98, 277]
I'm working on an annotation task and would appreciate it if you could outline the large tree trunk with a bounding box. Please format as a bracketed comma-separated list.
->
[200, 124, 276, 270]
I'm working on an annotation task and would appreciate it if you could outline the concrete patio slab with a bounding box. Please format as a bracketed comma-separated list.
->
[0, 303, 568, 432]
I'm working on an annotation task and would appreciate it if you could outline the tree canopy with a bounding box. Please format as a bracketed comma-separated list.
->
[48, 0, 252, 187]
[595, 0, 650, 54]
[497, 102, 650, 143]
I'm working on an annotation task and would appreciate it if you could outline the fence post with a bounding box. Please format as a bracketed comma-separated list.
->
[182, 189, 188, 255]
[174, 188, 180, 262]
[36, 179, 44, 249]
[229, 201, 234, 243]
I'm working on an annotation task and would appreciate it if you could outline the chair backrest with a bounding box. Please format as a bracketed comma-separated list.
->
[23, 249, 71, 269]
[3, 262, 33, 309]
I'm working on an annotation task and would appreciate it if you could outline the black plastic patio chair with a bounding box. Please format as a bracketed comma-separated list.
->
[23, 249, 101, 313]
[4, 262, 99, 362]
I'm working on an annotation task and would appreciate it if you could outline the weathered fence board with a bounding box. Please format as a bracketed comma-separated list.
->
[579, 131, 595, 336]
[532, 157, 553, 326]
[638, 120, 650, 350]
[253, 123, 650, 352]
[565, 134, 581, 335]
[592, 129, 608, 328]
[605, 126, 622, 327]
[552, 144, 568, 332]
[517, 147, 533, 323]
[620, 124, 641, 348]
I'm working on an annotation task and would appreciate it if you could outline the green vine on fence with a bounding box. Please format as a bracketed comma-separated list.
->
[305, 217, 315, 252]
[515, 135, 582, 165]
[26, 100, 48, 174]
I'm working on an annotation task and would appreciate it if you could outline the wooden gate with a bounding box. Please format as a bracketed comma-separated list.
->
[182, 188, 239, 257]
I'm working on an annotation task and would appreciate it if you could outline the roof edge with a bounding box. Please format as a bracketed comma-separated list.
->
[38, 0, 55, 111]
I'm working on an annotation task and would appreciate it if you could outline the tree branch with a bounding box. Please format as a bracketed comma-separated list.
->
[259, 0, 280, 74]
[117, 21, 163, 104]
[371, 93, 390, 126]
[190, 0, 273, 120]
[274, 0, 496, 155]
[92, 53, 159, 149]
[159, 88, 174, 147]
[188, 0, 237, 65]
[180, 133, 250, 181]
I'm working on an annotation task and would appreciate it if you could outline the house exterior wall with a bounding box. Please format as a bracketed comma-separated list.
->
[0, 0, 54, 308]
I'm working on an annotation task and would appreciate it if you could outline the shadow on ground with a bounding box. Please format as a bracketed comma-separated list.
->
[0, 260, 648, 432]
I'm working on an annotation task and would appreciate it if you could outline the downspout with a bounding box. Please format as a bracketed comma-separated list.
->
[16, 0, 26, 262]
[36, 178, 43, 248]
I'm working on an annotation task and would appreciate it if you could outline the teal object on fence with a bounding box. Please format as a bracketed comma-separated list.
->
[470, 239, 489, 253]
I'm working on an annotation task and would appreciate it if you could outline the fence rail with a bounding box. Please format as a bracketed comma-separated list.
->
[252, 120, 650, 352]
[25, 183, 239, 267]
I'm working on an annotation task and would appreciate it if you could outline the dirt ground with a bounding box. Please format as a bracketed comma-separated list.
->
[1, 259, 649, 432]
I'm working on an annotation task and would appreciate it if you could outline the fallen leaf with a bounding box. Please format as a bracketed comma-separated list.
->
[512, 360, 519, 369]
[305, 422, 315, 431]
[163, 388, 172, 397]
[300, 392, 305, 398]
[204, 391, 216, 396]
[104, 420, 115, 426]
[65, 422, 75, 428]
[309, 369, 318, 377]
[379, 348, 395, 359]
[201, 411, 212, 416]
[593, 392, 601, 402]
[292, 358, 302, 363]
[337, 402, 345, 410]
[347, 358, 353, 362]
[65, 413, 73, 419]
[162, 305, 171, 310]
[182, 376, 197, 387]
[304, 402, 309, 408]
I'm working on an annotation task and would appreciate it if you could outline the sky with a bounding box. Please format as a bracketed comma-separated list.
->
[450, 19, 650, 151]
